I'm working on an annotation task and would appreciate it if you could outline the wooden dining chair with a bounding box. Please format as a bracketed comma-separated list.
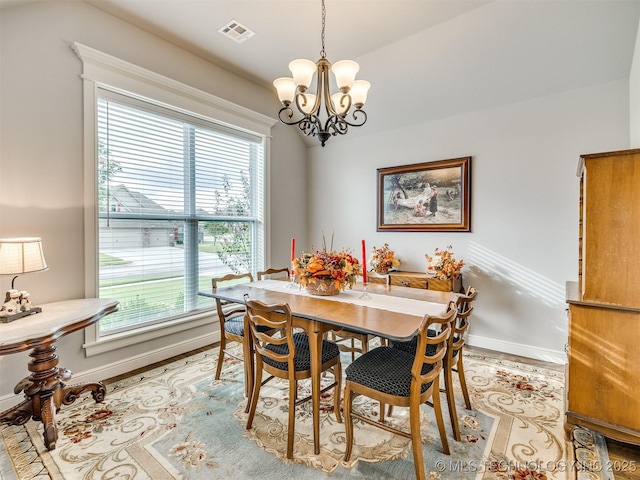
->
[388, 287, 478, 441]
[447, 286, 478, 415]
[244, 298, 342, 459]
[212, 272, 255, 396]
[330, 274, 391, 359]
[343, 302, 457, 480]
[256, 267, 290, 281]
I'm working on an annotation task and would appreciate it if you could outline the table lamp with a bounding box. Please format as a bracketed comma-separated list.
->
[0, 237, 48, 322]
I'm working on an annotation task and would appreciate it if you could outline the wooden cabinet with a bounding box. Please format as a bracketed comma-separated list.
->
[566, 148, 640, 446]
[371, 271, 462, 292]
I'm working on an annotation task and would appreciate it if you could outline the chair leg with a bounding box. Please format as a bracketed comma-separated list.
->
[333, 365, 342, 423]
[431, 376, 450, 455]
[409, 395, 426, 480]
[287, 375, 297, 459]
[215, 336, 226, 380]
[443, 360, 461, 441]
[246, 361, 262, 431]
[343, 382, 354, 461]
[457, 356, 472, 410]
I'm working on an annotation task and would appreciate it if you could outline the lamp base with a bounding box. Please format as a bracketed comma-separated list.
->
[0, 306, 42, 323]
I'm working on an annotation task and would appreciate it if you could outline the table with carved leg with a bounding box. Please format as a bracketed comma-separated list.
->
[0, 298, 119, 450]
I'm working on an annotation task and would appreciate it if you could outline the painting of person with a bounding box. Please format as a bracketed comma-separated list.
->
[393, 192, 402, 210]
[429, 186, 438, 216]
[420, 183, 433, 202]
[414, 199, 426, 217]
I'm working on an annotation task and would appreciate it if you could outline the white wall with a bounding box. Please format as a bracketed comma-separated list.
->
[308, 79, 630, 364]
[0, 1, 307, 406]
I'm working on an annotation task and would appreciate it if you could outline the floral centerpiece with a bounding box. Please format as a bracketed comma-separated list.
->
[369, 243, 401, 274]
[425, 245, 464, 280]
[293, 247, 361, 296]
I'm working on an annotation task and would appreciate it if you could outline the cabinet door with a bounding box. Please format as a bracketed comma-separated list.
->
[567, 304, 640, 442]
[581, 150, 640, 308]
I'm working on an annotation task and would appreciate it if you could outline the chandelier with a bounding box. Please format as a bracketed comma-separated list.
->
[273, 0, 370, 147]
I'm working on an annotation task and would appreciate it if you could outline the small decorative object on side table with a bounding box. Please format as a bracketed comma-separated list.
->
[369, 243, 401, 275]
[425, 245, 464, 290]
[0, 237, 49, 323]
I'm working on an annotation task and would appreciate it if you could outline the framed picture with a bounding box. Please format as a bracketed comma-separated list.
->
[377, 156, 471, 232]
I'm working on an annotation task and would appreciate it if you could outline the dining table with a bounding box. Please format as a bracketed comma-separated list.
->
[198, 279, 458, 455]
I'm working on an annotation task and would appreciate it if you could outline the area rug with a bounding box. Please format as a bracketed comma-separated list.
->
[0, 346, 611, 480]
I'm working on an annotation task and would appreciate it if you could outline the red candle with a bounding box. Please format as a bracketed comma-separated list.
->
[291, 237, 296, 262]
[361, 239, 367, 284]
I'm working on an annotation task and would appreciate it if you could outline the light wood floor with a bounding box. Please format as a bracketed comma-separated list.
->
[105, 343, 640, 479]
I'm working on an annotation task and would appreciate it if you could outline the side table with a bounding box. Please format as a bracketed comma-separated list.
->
[0, 298, 119, 450]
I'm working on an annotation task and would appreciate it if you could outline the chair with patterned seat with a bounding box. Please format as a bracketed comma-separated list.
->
[244, 298, 342, 459]
[212, 272, 255, 397]
[343, 302, 457, 480]
[388, 286, 478, 441]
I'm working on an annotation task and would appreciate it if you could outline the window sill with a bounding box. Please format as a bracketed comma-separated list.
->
[83, 309, 217, 357]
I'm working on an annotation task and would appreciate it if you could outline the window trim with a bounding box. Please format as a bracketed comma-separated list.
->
[74, 42, 275, 356]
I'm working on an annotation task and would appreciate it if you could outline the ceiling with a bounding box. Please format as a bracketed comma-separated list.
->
[5, 0, 640, 145]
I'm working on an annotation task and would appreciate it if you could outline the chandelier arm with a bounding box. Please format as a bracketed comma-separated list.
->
[340, 108, 368, 128]
[277, 106, 309, 126]
[294, 90, 320, 117]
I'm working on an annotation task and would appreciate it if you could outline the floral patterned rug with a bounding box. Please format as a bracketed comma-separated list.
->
[0, 346, 610, 479]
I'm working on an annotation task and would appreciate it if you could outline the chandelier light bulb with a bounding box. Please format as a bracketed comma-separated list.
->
[289, 59, 317, 89]
[273, 77, 296, 104]
[331, 60, 359, 91]
[349, 80, 371, 107]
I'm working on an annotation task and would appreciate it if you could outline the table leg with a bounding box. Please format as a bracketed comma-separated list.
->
[307, 321, 323, 455]
[0, 341, 106, 451]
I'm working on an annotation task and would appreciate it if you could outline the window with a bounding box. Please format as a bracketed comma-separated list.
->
[97, 89, 265, 335]
[74, 42, 275, 354]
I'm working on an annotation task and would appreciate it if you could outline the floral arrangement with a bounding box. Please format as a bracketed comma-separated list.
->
[293, 248, 361, 292]
[369, 243, 401, 274]
[425, 245, 465, 280]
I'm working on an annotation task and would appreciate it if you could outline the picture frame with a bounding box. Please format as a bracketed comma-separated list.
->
[377, 156, 471, 232]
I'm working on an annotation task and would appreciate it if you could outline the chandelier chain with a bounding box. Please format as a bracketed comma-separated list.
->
[320, 0, 326, 59]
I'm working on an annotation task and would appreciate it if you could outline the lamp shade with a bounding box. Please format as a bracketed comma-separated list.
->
[289, 59, 317, 89]
[331, 60, 359, 90]
[273, 77, 297, 104]
[0, 237, 48, 276]
[349, 80, 371, 106]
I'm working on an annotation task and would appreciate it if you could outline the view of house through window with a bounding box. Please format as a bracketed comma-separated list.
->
[97, 89, 265, 336]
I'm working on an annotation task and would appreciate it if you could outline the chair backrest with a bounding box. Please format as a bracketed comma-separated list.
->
[411, 301, 458, 393]
[457, 286, 478, 313]
[245, 298, 295, 370]
[212, 272, 254, 321]
[256, 267, 290, 281]
[449, 302, 474, 357]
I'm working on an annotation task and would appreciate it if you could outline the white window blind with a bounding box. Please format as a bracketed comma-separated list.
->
[97, 88, 265, 336]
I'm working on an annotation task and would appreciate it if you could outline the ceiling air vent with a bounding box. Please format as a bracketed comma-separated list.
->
[218, 20, 255, 43]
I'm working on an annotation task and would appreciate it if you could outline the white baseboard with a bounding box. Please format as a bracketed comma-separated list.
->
[467, 333, 567, 365]
[0, 331, 220, 413]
